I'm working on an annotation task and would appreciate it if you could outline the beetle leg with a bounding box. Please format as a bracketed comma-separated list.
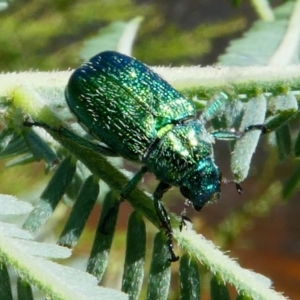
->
[244, 124, 267, 134]
[23, 119, 119, 157]
[222, 178, 243, 195]
[95, 143, 119, 156]
[99, 166, 148, 234]
[211, 124, 267, 141]
[200, 92, 229, 125]
[120, 166, 148, 198]
[211, 129, 243, 140]
[153, 182, 179, 262]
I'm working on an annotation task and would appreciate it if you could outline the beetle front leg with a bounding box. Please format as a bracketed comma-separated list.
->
[200, 92, 229, 125]
[244, 124, 267, 134]
[153, 182, 179, 262]
[211, 124, 267, 141]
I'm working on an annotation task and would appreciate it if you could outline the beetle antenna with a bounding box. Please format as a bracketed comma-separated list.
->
[222, 178, 243, 195]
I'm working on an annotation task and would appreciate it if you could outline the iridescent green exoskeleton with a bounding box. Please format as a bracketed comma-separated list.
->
[65, 51, 265, 261]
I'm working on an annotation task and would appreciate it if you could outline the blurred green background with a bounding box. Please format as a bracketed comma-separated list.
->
[0, 0, 258, 71]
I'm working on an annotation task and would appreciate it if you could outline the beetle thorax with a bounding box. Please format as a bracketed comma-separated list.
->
[146, 120, 214, 186]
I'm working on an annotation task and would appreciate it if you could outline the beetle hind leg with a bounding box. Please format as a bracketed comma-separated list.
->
[23, 119, 119, 156]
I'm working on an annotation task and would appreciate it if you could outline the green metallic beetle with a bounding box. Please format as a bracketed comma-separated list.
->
[65, 51, 265, 261]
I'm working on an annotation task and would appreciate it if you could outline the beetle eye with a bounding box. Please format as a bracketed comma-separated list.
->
[180, 186, 191, 199]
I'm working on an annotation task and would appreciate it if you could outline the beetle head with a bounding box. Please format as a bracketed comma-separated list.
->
[180, 158, 221, 211]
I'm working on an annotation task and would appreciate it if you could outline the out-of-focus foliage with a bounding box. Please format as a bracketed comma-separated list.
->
[0, 0, 251, 71]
